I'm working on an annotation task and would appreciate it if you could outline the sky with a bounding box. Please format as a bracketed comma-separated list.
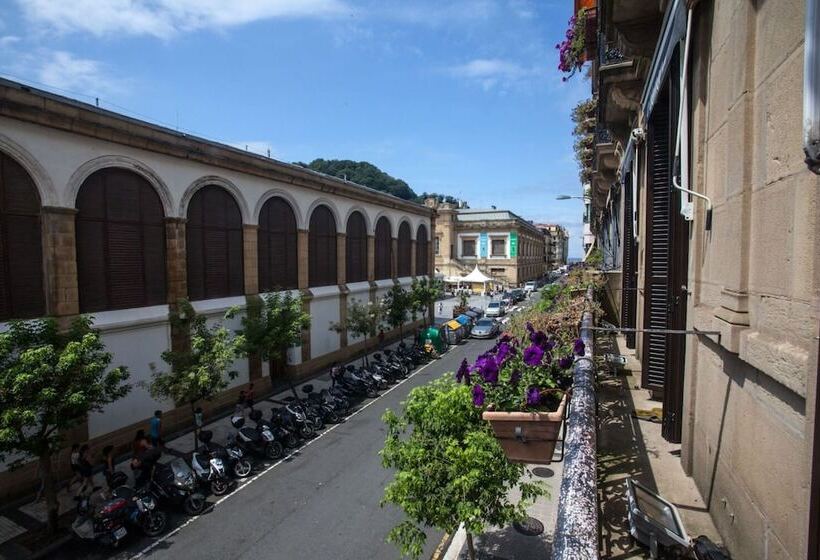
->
[0, 0, 590, 257]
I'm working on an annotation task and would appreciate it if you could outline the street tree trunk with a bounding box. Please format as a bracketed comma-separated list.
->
[40, 452, 58, 534]
[465, 532, 476, 560]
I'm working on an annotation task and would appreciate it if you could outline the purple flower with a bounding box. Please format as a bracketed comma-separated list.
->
[472, 384, 485, 407]
[499, 333, 512, 343]
[474, 355, 499, 384]
[526, 321, 534, 334]
[523, 344, 545, 367]
[456, 358, 471, 384]
[573, 338, 586, 356]
[559, 355, 573, 369]
[496, 342, 514, 365]
[510, 369, 522, 385]
[530, 330, 548, 349]
[544, 339, 556, 352]
[526, 386, 541, 406]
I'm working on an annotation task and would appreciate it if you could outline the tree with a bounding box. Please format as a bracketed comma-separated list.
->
[381, 376, 546, 559]
[238, 291, 311, 375]
[293, 159, 417, 200]
[383, 285, 411, 341]
[409, 277, 443, 328]
[148, 301, 244, 450]
[0, 317, 130, 533]
[330, 298, 384, 365]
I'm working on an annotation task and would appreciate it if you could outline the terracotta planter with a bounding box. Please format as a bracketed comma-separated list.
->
[482, 393, 568, 465]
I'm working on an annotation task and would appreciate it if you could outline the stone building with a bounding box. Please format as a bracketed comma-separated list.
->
[430, 200, 546, 286]
[0, 78, 433, 498]
[583, 0, 820, 558]
[536, 223, 570, 270]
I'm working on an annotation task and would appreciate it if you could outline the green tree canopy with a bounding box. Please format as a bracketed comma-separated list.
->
[383, 285, 411, 339]
[330, 297, 384, 365]
[294, 159, 418, 200]
[0, 316, 130, 532]
[238, 291, 311, 367]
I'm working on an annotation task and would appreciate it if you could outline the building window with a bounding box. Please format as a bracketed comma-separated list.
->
[374, 217, 392, 280]
[186, 185, 244, 301]
[308, 205, 337, 287]
[462, 237, 477, 257]
[490, 267, 505, 275]
[491, 238, 506, 257]
[416, 224, 429, 276]
[346, 211, 368, 283]
[258, 197, 298, 292]
[77, 168, 166, 312]
[435, 236, 440, 255]
[397, 221, 412, 277]
[0, 151, 44, 319]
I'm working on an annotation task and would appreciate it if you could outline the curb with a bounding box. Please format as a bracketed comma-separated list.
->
[29, 534, 71, 560]
[442, 524, 466, 560]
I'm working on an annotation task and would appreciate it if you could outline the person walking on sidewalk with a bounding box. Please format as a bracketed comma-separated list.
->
[245, 383, 255, 411]
[68, 443, 81, 489]
[101, 445, 115, 489]
[378, 328, 385, 350]
[75, 444, 93, 497]
[149, 410, 162, 447]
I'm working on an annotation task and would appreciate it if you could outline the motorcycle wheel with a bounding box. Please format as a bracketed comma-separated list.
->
[326, 410, 340, 423]
[299, 424, 315, 439]
[183, 493, 206, 516]
[310, 414, 324, 431]
[233, 459, 252, 478]
[141, 510, 168, 537]
[284, 433, 299, 448]
[210, 478, 229, 496]
[366, 388, 379, 398]
[265, 441, 284, 460]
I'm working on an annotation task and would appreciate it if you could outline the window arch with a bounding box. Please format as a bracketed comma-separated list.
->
[308, 205, 337, 287]
[346, 211, 367, 283]
[186, 185, 243, 300]
[0, 152, 44, 319]
[416, 224, 429, 276]
[397, 222, 411, 277]
[374, 217, 392, 280]
[76, 168, 166, 312]
[258, 197, 297, 291]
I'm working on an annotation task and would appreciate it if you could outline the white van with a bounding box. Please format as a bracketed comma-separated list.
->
[524, 281, 537, 293]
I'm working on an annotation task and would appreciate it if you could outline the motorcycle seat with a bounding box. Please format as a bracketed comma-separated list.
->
[239, 427, 262, 442]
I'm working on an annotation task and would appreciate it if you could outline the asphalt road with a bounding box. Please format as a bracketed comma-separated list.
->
[55, 334, 500, 560]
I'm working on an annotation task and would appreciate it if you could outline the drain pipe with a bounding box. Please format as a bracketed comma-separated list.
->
[804, 0, 820, 173]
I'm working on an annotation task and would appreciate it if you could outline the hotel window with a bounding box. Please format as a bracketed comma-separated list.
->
[435, 237, 440, 255]
[491, 238, 506, 257]
[462, 238, 476, 257]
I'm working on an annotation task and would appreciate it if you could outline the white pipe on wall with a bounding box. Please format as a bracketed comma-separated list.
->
[804, 0, 820, 173]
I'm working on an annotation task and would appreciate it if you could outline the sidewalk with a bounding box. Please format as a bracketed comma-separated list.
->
[0, 338, 412, 560]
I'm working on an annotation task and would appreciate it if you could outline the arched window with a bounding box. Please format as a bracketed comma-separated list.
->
[346, 211, 367, 283]
[308, 205, 337, 287]
[76, 168, 166, 312]
[258, 197, 297, 291]
[397, 222, 411, 277]
[416, 224, 429, 276]
[374, 217, 392, 280]
[0, 152, 44, 319]
[186, 185, 243, 300]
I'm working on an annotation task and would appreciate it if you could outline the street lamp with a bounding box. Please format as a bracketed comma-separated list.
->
[555, 195, 585, 200]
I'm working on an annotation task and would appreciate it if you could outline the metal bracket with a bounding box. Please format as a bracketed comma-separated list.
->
[514, 426, 526, 443]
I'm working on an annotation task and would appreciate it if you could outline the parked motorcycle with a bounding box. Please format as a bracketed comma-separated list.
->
[191, 439, 231, 496]
[71, 486, 130, 547]
[302, 384, 346, 421]
[109, 472, 168, 537]
[198, 430, 254, 479]
[149, 458, 207, 515]
[231, 412, 285, 460]
[339, 364, 379, 398]
[274, 400, 316, 439]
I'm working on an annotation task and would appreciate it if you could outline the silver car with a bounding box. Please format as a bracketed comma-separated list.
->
[471, 318, 499, 339]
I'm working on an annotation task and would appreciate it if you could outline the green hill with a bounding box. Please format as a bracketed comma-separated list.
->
[294, 159, 417, 200]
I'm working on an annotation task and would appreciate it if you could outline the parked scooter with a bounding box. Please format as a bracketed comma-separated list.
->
[199, 430, 253, 479]
[71, 486, 130, 547]
[302, 384, 346, 420]
[191, 437, 231, 496]
[231, 412, 284, 460]
[109, 472, 168, 537]
[274, 400, 316, 439]
[149, 458, 207, 515]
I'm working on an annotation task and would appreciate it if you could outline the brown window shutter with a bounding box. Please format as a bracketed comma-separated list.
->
[258, 197, 298, 291]
[345, 212, 367, 283]
[397, 222, 411, 277]
[416, 225, 428, 276]
[308, 205, 337, 287]
[186, 185, 244, 300]
[374, 217, 392, 280]
[76, 168, 166, 313]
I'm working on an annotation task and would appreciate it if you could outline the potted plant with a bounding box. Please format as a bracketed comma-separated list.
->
[455, 319, 586, 464]
[556, 8, 589, 81]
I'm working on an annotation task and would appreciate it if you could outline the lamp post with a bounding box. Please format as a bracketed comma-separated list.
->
[555, 195, 585, 200]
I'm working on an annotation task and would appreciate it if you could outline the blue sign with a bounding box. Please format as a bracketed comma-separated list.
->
[479, 232, 488, 258]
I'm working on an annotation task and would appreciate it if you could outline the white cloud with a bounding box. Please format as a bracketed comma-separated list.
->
[228, 141, 279, 158]
[17, 0, 349, 39]
[34, 50, 127, 95]
[0, 35, 20, 46]
[446, 58, 534, 91]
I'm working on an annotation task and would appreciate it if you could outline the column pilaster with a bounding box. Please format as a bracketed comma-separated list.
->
[42, 206, 79, 318]
[243, 224, 259, 296]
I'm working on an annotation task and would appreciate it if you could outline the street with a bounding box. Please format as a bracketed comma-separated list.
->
[53, 330, 502, 560]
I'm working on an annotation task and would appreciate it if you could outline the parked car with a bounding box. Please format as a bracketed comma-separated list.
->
[524, 281, 538, 293]
[510, 289, 525, 303]
[471, 318, 499, 339]
[500, 293, 513, 308]
[485, 301, 506, 318]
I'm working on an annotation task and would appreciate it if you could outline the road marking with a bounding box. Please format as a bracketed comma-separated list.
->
[130, 357, 441, 559]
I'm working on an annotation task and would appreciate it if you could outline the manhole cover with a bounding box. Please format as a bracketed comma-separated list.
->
[513, 516, 544, 536]
[531, 466, 554, 478]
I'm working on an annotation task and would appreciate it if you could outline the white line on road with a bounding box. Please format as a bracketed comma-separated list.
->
[131, 356, 442, 559]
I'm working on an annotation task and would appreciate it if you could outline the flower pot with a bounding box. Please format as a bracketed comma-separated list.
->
[482, 393, 568, 465]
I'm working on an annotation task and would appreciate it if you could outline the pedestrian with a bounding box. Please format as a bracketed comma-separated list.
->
[234, 391, 247, 419]
[149, 410, 162, 448]
[132, 429, 146, 458]
[130, 433, 152, 486]
[101, 445, 115, 489]
[34, 458, 47, 501]
[437, 302, 443, 315]
[378, 328, 385, 349]
[68, 443, 81, 488]
[245, 383, 255, 411]
[75, 444, 93, 497]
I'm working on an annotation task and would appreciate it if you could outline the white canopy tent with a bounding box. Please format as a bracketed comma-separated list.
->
[461, 265, 494, 295]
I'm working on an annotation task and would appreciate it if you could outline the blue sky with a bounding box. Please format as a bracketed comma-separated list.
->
[0, 0, 589, 257]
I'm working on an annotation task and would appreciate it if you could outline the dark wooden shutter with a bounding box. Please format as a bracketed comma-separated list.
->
[258, 197, 298, 291]
[76, 168, 166, 313]
[0, 153, 44, 320]
[416, 225, 429, 276]
[621, 171, 638, 348]
[397, 222, 411, 277]
[374, 217, 392, 280]
[308, 205, 337, 287]
[186, 185, 244, 300]
[346, 212, 367, 283]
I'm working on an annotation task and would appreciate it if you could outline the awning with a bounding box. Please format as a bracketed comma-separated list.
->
[641, 0, 687, 121]
[461, 265, 493, 283]
[619, 136, 635, 180]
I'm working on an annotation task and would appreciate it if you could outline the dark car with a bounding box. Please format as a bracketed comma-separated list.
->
[510, 289, 525, 303]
